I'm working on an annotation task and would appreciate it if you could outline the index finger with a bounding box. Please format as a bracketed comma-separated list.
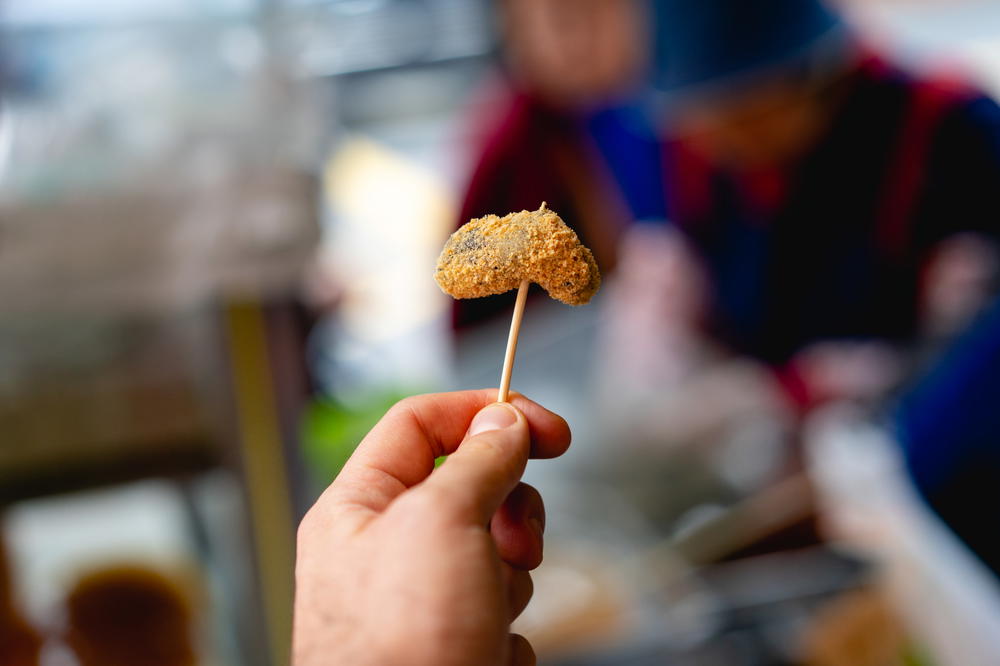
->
[327, 389, 570, 515]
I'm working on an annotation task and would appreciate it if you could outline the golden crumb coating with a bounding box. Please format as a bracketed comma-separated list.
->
[435, 203, 601, 305]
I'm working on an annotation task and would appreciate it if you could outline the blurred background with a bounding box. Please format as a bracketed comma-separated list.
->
[2, 0, 1000, 664]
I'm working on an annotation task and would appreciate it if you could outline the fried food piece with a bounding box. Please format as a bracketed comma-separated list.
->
[435, 203, 601, 305]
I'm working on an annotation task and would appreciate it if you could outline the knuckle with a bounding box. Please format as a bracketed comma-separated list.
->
[386, 395, 419, 419]
[465, 433, 504, 456]
[465, 435, 523, 479]
[468, 430, 519, 459]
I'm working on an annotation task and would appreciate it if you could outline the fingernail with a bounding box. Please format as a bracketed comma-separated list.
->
[468, 403, 519, 436]
[528, 516, 544, 539]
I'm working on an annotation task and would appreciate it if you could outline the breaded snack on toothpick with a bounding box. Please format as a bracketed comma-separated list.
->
[436, 203, 600, 402]
[435, 203, 601, 305]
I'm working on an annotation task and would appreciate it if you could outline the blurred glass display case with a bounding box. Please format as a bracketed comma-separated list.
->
[0, 2, 328, 665]
[0, 0, 498, 662]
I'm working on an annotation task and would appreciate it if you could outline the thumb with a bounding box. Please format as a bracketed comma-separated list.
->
[416, 402, 530, 526]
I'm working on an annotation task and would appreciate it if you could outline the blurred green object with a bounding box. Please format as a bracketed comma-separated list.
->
[301, 388, 443, 485]
[902, 647, 935, 666]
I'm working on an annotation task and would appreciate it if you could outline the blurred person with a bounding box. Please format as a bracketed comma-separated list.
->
[599, 0, 1000, 448]
[595, 0, 1000, 569]
[65, 566, 195, 666]
[0, 537, 42, 666]
[642, 0, 1000, 408]
[294, 390, 571, 666]
[453, 0, 659, 327]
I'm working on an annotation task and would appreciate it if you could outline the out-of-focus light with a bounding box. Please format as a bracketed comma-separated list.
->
[0, 105, 13, 184]
[217, 25, 263, 73]
[842, 0, 1000, 95]
[962, 41, 1000, 98]
[328, 0, 389, 16]
[0, 0, 255, 27]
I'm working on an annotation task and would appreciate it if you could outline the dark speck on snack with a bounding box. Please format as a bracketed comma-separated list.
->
[460, 232, 485, 252]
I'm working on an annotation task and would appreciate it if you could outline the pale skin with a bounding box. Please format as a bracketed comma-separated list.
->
[293, 390, 572, 666]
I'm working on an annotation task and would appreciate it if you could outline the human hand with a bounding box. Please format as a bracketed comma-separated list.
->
[293, 389, 571, 666]
[790, 341, 902, 406]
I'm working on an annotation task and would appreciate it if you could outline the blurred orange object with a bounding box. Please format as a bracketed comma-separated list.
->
[0, 539, 42, 666]
[66, 566, 196, 666]
[800, 586, 907, 666]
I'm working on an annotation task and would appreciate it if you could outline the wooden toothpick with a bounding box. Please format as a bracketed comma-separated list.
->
[497, 280, 530, 403]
